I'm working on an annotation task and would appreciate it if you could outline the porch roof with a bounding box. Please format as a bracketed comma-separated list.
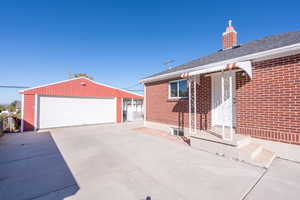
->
[181, 61, 252, 79]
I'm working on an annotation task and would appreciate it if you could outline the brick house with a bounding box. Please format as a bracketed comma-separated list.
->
[140, 21, 300, 164]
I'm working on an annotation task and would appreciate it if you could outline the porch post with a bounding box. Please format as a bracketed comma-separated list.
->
[221, 71, 225, 139]
[188, 79, 192, 136]
[229, 68, 233, 140]
[194, 77, 197, 133]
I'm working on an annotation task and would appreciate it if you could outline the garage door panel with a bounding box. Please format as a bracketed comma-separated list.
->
[38, 96, 116, 129]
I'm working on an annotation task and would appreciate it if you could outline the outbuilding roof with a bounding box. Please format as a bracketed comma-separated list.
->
[143, 30, 300, 80]
[20, 77, 143, 99]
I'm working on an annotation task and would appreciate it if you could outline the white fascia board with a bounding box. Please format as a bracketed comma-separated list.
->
[140, 42, 300, 84]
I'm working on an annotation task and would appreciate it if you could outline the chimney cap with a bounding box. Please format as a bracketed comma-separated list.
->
[222, 20, 238, 49]
[223, 20, 236, 35]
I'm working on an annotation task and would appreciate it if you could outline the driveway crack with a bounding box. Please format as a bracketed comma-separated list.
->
[240, 168, 268, 200]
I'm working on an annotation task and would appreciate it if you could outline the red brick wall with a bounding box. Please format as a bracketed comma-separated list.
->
[146, 79, 189, 128]
[197, 76, 212, 130]
[223, 32, 237, 49]
[236, 54, 300, 144]
[145, 76, 211, 130]
[146, 54, 300, 144]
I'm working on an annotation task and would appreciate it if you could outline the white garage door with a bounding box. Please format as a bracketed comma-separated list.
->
[37, 96, 116, 129]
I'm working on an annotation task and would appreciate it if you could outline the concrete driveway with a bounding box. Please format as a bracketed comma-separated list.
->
[0, 122, 299, 200]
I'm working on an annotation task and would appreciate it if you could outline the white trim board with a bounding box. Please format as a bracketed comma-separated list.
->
[143, 84, 147, 126]
[121, 97, 123, 123]
[20, 94, 24, 132]
[34, 94, 38, 131]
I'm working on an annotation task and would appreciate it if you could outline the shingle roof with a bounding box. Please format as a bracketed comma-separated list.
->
[144, 30, 300, 80]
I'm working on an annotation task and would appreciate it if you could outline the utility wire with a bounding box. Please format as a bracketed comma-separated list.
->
[0, 85, 29, 89]
[122, 83, 141, 90]
[126, 89, 143, 92]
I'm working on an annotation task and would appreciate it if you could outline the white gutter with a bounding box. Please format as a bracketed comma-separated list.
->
[188, 61, 252, 78]
[140, 42, 300, 83]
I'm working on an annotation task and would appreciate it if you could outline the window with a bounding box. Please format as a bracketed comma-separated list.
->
[169, 79, 188, 98]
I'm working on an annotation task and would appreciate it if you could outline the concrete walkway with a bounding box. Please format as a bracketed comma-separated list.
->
[0, 122, 299, 200]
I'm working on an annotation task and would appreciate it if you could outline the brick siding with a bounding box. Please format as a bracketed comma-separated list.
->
[145, 53, 300, 144]
[236, 54, 300, 144]
[223, 32, 237, 49]
[145, 76, 212, 130]
[145, 79, 190, 128]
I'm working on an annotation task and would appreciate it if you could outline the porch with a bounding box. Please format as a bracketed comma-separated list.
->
[181, 61, 276, 168]
[190, 129, 275, 168]
[181, 61, 253, 141]
[142, 120, 276, 168]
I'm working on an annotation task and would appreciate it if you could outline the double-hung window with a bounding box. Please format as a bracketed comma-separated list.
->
[169, 79, 188, 98]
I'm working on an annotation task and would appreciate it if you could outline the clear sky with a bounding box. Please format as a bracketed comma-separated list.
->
[1, 0, 299, 104]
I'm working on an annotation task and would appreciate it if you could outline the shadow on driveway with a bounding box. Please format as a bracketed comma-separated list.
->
[0, 131, 79, 200]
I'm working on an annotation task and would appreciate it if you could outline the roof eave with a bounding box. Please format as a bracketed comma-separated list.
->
[140, 42, 300, 84]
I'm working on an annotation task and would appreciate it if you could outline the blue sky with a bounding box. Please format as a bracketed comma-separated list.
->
[1, 0, 299, 104]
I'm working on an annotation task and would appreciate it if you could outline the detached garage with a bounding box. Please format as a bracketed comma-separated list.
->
[20, 77, 143, 132]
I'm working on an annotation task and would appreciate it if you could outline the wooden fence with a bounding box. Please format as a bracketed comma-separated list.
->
[0, 117, 20, 133]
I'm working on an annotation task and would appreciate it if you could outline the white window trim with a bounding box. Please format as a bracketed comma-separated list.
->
[168, 79, 188, 99]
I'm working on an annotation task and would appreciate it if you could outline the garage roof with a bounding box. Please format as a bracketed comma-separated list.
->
[20, 77, 143, 99]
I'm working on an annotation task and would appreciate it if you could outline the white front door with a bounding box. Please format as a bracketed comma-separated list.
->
[211, 71, 236, 129]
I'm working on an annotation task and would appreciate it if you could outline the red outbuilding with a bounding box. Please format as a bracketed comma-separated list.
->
[20, 77, 143, 132]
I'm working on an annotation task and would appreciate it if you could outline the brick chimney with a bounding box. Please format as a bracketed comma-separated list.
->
[222, 20, 237, 49]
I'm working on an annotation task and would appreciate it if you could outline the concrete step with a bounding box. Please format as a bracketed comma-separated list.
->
[252, 148, 276, 168]
[238, 142, 263, 160]
[238, 142, 276, 168]
[190, 136, 276, 169]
